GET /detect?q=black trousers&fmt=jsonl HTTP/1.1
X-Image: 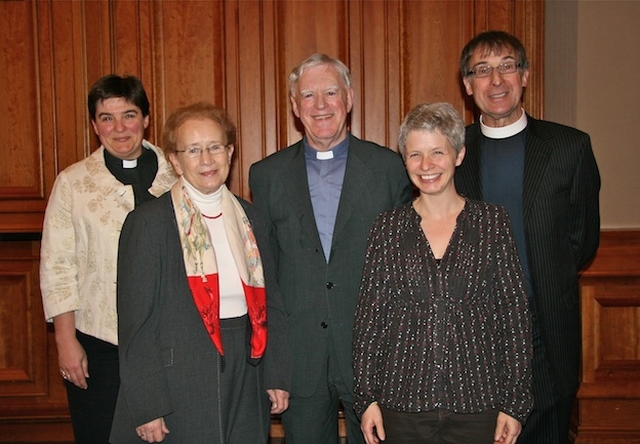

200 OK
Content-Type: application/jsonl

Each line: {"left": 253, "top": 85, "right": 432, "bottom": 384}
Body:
{"left": 518, "top": 323, "right": 575, "bottom": 444}
{"left": 380, "top": 407, "right": 498, "bottom": 444}
{"left": 65, "top": 330, "right": 120, "bottom": 444}
{"left": 281, "top": 349, "right": 364, "bottom": 444}
{"left": 217, "top": 315, "right": 271, "bottom": 444}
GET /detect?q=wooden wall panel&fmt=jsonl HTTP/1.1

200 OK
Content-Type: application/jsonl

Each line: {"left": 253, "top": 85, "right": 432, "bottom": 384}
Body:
{"left": 83, "top": 0, "right": 113, "bottom": 156}
{"left": 350, "top": 0, "right": 402, "bottom": 148}
{"left": 401, "top": 1, "right": 474, "bottom": 135}
{"left": 0, "top": 1, "right": 46, "bottom": 231}
{"left": 48, "top": 1, "right": 89, "bottom": 170}
{"left": 0, "top": 242, "right": 71, "bottom": 442}
{"left": 0, "top": 1, "right": 40, "bottom": 198}
{"left": 0, "top": 0, "right": 546, "bottom": 232}
{"left": 224, "top": 0, "right": 280, "bottom": 198}
{"left": 513, "top": 0, "right": 545, "bottom": 119}
{"left": 577, "top": 231, "right": 640, "bottom": 443}
{"left": 0, "top": 243, "right": 46, "bottom": 396}
{"left": 153, "top": 1, "right": 226, "bottom": 130}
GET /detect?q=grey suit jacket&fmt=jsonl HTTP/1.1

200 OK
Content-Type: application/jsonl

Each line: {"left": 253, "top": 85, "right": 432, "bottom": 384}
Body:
{"left": 455, "top": 116, "right": 600, "bottom": 396}
{"left": 110, "top": 192, "right": 290, "bottom": 443}
{"left": 249, "top": 134, "right": 412, "bottom": 397}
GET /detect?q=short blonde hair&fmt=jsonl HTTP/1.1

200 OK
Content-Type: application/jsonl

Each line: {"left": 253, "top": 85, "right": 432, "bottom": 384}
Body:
{"left": 398, "top": 102, "right": 465, "bottom": 158}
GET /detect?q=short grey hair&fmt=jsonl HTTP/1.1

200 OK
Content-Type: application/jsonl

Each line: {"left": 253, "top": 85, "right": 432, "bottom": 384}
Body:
{"left": 398, "top": 102, "right": 465, "bottom": 158}
{"left": 289, "top": 53, "right": 352, "bottom": 97}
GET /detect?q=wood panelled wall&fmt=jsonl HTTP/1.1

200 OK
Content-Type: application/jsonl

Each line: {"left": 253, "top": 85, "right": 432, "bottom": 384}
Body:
{"left": 0, "top": 0, "right": 544, "bottom": 234}
{"left": 576, "top": 231, "right": 640, "bottom": 443}
{"left": 0, "top": 0, "right": 548, "bottom": 441}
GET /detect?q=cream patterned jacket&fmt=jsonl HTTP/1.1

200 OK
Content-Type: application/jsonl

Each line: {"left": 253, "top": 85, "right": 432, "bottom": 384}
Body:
{"left": 40, "top": 141, "right": 177, "bottom": 345}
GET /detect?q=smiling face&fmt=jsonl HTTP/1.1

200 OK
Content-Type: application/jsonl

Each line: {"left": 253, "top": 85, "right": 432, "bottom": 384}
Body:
{"left": 290, "top": 63, "right": 354, "bottom": 151}
{"left": 168, "top": 118, "right": 234, "bottom": 195}
{"left": 91, "top": 97, "right": 149, "bottom": 160}
{"left": 462, "top": 46, "right": 529, "bottom": 128}
{"left": 404, "top": 129, "right": 465, "bottom": 197}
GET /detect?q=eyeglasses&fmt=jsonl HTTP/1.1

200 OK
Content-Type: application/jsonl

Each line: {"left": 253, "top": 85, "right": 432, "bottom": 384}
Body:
{"left": 466, "top": 62, "right": 522, "bottom": 78}
{"left": 176, "top": 144, "right": 229, "bottom": 158}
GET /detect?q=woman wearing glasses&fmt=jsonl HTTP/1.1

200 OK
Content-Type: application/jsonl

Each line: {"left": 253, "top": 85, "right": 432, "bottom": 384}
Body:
{"left": 110, "top": 102, "right": 291, "bottom": 443}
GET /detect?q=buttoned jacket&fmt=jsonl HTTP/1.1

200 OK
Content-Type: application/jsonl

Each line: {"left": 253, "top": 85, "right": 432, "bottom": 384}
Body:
{"left": 249, "top": 134, "right": 413, "bottom": 396}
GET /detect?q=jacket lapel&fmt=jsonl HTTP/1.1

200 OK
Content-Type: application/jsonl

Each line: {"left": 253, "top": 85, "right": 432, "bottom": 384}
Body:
{"left": 281, "top": 143, "right": 324, "bottom": 243}
{"left": 332, "top": 136, "right": 371, "bottom": 243}
{"left": 523, "top": 117, "right": 553, "bottom": 224}
{"left": 460, "top": 122, "right": 484, "bottom": 200}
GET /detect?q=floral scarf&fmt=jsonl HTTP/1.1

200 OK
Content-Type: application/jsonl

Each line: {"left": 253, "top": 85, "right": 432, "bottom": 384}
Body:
{"left": 171, "top": 178, "right": 267, "bottom": 361}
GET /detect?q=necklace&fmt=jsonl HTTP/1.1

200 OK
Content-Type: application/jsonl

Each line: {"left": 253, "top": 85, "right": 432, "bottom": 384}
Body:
{"left": 202, "top": 212, "right": 222, "bottom": 220}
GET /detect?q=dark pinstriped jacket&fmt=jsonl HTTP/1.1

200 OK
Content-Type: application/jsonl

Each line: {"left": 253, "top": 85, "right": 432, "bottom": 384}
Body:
{"left": 455, "top": 115, "right": 601, "bottom": 397}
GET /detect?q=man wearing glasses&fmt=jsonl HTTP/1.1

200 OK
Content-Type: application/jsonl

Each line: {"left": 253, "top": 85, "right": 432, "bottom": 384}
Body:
{"left": 455, "top": 30, "right": 601, "bottom": 444}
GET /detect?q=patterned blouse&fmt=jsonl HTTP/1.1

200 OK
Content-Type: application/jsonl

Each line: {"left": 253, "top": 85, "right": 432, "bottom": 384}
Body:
{"left": 352, "top": 199, "right": 533, "bottom": 423}
{"left": 40, "top": 141, "right": 176, "bottom": 345}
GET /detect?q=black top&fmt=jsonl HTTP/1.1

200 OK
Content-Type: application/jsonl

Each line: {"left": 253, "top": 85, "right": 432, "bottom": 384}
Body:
{"left": 104, "top": 147, "right": 158, "bottom": 206}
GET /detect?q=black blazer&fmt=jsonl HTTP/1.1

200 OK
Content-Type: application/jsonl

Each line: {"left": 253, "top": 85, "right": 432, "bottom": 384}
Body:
{"left": 249, "top": 134, "right": 413, "bottom": 397}
{"left": 110, "top": 192, "right": 290, "bottom": 443}
{"left": 455, "top": 116, "right": 600, "bottom": 396}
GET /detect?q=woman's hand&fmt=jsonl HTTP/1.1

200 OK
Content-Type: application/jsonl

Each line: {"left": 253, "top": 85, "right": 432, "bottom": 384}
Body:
{"left": 361, "top": 402, "right": 385, "bottom": 444}
{"left": 136, "top": 417, "right": 170, "bottom": 442}
{"left": 266, "top": 388, "right": 290, "bottom": 414}
{"left": 54, "top": 312, "right": 89, "bottom": 389}
{"left": 494, "top": 411, "right": 522, "bottom": 444}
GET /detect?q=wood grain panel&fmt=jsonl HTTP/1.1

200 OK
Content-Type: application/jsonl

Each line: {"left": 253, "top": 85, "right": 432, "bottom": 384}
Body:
{"left": 0, "top": 243, "right": 47, "bottom": 400}
{"left": 582, "top": 283, "right": 640, "bottom": 380}
{"left": 112, "top": 1, "right": 159, "bottom": 142}
{"left": 0, "top": 0, "right": 40, "bottom": 198}
{"left": 401, "top": 1, "right": 473, "bottom": 127}
{"left": 577, "top": 230, "right": 640, "bottom": 443}
{"left": 514, "top": 0, "right": 545, "bottom": 119}
{"left": 223, "top": 0, "right": 280, "bottom": 199}
{"left": 0, "top": 0, "right": 47, "bottom": 232}
{"left": 83, "top": 0, "right": 114, "bottom": 154}
{"left": 49, "top": 0, "right": 89, "bottom": 169}
{"left": 0, "top": 242, "right": 71, "bottom": 441}
{"left": 0, "top": 0, "right": 85, "bottom": 232}
{"left": 153, "top": 0, "right": 225, "bottom": 134}
{"left": 350, "top": 0, "right": 399, "bottom": 148}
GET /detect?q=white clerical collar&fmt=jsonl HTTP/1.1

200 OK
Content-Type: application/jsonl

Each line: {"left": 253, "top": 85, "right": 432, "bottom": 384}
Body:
{"left": 480, "top": 109, "right": 528, "bottom": 139}
{"left": 122, "top": 159, "right": 138, "bottom": 169}
{"left": 316, "top": 150, "right": 334, "bottom": 160}
{"left": 304, "top": 135, "right": 349, "bottom": 161}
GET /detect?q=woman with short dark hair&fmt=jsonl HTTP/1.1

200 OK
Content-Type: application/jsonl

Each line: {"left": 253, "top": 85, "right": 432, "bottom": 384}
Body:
{"left": 40, "top": 74, "right": 176, "bottom": 443}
